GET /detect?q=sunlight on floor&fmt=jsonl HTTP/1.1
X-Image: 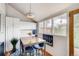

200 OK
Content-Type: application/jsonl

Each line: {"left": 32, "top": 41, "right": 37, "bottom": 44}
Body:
{"left": 74, "top": 48, "right": 79, "bottom": 56}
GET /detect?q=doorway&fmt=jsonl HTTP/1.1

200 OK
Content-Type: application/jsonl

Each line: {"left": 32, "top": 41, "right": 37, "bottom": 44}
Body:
{"left": 69, "top": 9, "right": 79, "bottom": 56}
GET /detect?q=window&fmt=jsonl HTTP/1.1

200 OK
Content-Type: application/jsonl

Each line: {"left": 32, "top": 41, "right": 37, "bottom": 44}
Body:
{"left": 74, "top": 13, "right": 79, "bottom": 48}
{"left": 53, "top": 13, "right": 67, "bottom": 36}
{"left": 20, "top": 22, "right": 36, "bottom": 37}
{"left": 38, "top": 22, "right": 43, "bottom": 34}
{"left": 44, "top": 19, "right": 52, "bottom": 34}
{"left": 38, "top": 13, "right": 67, "bottom": 36}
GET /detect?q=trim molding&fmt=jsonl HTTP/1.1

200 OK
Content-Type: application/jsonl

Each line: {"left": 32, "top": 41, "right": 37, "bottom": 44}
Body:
{"left": 69, "top": 9, "right": 79, "bottom": 56}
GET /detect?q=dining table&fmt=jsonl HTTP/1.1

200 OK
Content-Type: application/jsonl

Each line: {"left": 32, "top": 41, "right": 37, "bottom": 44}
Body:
{"left": 21, "top": 37, "right": 46, "bottom": 56}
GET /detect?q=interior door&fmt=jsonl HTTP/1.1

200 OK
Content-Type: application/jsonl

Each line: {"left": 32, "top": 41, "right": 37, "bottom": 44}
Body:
{"left": 69, "top": 9, "right": 79, "bottom": 56}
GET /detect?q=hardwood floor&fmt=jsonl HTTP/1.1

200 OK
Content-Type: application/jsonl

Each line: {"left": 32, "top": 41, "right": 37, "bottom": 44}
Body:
{"left": 41, "top": 49, "right": 52, "bottom": 56}
{"left": 5, "top": 48, "right": 52, "bottom": 56}
{"left": 5, "top": 51, "right": 11, "bottom": 56}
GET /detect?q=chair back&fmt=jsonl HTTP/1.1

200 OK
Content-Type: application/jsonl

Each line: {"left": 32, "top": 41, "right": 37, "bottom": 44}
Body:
{"left": 39, "top": 43, "right": 44, "bottom": 47}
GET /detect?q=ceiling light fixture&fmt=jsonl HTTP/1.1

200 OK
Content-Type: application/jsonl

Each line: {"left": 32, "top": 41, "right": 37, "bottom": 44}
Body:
{"left": 26, "top": 2, "right": 35, "bottom": 19}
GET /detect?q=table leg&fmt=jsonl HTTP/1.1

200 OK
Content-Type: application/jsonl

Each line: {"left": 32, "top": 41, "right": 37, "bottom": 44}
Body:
{"left": 24, "top": 46, "right": 26, "bottom": 56}
{"left": 36, "top": 49, "right": 38, "bottom": 56}
{"left": 20, "top": 46, "right": 22, "bottom": 56}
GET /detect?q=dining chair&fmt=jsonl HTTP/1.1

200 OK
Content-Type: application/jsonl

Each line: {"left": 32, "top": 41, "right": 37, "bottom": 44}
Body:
{"left": 33, "top": 43, "right": 44, "bottom": 56}
{"left": 25, "top": 46, "right": 35, "bottom": 56}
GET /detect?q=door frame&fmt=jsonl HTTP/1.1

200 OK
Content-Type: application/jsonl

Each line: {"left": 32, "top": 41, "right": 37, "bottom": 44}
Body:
{"left": 69, "top": 9, "right": 79, "bottom": 56}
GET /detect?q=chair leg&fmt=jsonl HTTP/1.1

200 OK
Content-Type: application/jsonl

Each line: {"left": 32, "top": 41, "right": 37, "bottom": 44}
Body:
{"left": 33, "top": 52, "right": 34, "bottom": 56}
{"left": 31, "top": 52, "right": 34, "bottom": 56}
{"left": 30, "top": 52, "right": 31, "bottom": 56}
{"left": 26, "top": 52, "right": 27, "bottom": 56}
{"left": 36, "top": 49, "right": 38, "bottom": 56}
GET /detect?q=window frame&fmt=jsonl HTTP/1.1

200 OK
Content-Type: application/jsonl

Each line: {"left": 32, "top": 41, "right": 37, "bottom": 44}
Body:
{"left": 38, "top": 13, "right": 68, "bottom": 37}
{"left": 52, "top": 13, "right": 67, "bottom": 36}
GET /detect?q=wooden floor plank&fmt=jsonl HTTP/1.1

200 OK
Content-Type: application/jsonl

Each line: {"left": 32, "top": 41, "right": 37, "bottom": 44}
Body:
{"left": 41, "top": 49, "right": 52, "bottom": 56}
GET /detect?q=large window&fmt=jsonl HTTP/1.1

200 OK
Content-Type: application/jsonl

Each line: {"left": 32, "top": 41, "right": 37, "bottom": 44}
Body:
{"left": 44, "top": 19, "right": 52, "bottom": 34}
{"left": 38, "top": 13, "right": 67, "bottom": 36}
{"left": 53, "top": 13, "right": 67, "bottom": 36}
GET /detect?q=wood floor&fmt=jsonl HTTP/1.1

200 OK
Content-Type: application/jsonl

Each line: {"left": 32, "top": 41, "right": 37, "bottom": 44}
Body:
{"left": 5, "top": 49, "right": 52, "bottom": 56}
{"left": 41, "top": 49, "right": 52, "bottom": 56}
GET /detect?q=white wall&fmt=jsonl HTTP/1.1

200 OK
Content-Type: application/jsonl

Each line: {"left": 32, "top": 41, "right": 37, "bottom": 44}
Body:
{"left": 0, "top": 3, "right": 6, "bottom": 42}
{"left": 6, "top": 17, "right": 20, "bottom": 51}
{"left": 46, "top": 35, "right": 67, "bottom": 56}
{"left": 6, "top": 17, "right": 20, "bottom": 40}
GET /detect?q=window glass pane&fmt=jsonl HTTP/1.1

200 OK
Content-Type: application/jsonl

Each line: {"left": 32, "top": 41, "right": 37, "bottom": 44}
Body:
{"left": 53, "top": 13, "right": 67, "bottom": 36}
{"left": 38, "top": 22, "right": 43, "bottom": 34}
{"left": 44, "top": 19, "right": 52, "bottom": 34}
{"left": 74, "top": 13, "right": 79, "bottom": 48}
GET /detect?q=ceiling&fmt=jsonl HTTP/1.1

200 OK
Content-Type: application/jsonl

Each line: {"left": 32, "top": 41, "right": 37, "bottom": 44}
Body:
{"left": 8, "top": 3, "right": 77, "bottom": 22}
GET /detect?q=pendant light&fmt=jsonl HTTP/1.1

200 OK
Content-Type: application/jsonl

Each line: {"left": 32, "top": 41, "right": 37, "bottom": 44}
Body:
{"left": 26, "top": 2, "right": 35, "bottom": 19}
